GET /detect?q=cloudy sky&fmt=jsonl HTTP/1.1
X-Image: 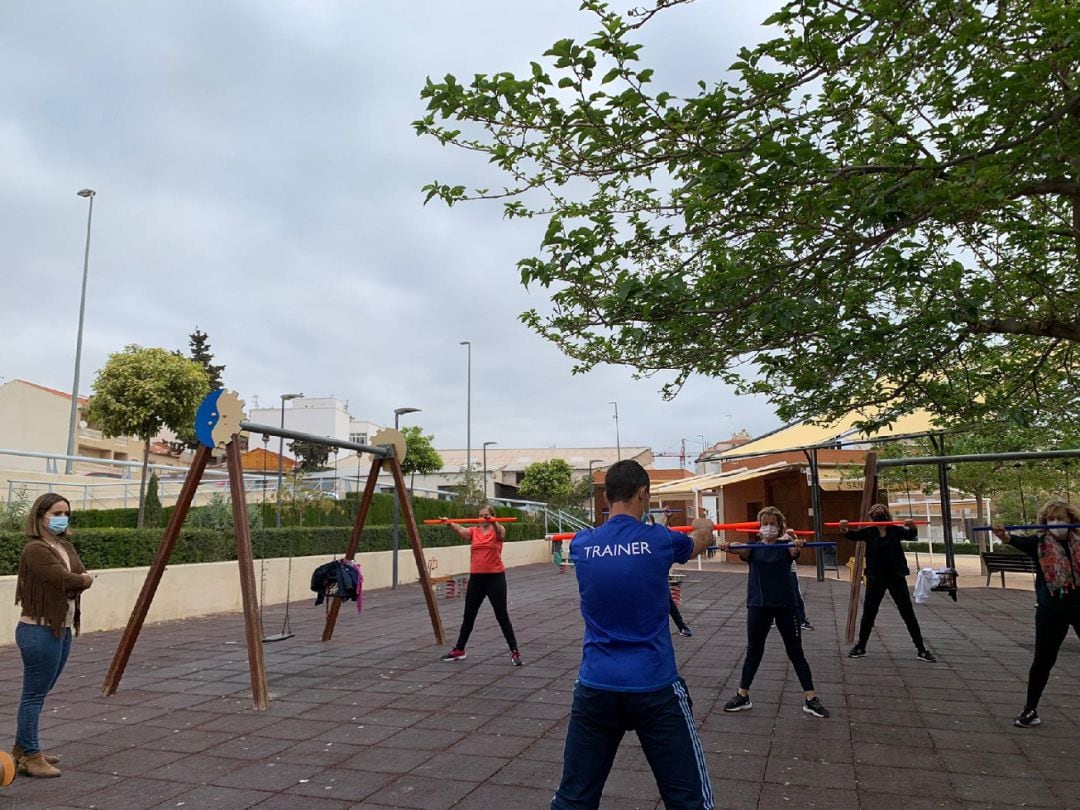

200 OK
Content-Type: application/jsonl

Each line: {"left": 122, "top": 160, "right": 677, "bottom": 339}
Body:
{"left": 1, "top": 1, "right": 786, "bottom": 467}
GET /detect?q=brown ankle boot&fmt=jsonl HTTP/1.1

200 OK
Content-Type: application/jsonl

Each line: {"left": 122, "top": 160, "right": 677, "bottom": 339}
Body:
{"left": 11, "top": 744, "right": 59, "bottom": 765}
{"left": 17, "top": 752, "right": 61, "bottom": 778}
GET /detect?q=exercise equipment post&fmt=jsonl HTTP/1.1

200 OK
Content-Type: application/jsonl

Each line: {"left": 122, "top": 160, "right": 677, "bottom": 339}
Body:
{"left": 845, "top": 452, "right": 878, "bottom": 645}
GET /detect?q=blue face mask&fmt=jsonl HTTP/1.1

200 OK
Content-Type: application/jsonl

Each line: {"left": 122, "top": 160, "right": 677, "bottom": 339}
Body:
{"left": 47, "top": 516, "right": 69, "bottom": 535}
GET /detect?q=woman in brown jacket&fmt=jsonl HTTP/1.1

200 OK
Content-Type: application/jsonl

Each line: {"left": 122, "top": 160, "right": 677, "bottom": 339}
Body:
{"left": 13, "top": 494, "right": 93, "bottom": 778}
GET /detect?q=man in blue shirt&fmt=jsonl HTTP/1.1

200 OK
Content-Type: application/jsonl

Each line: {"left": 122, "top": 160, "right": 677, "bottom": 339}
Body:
{"left": 551, "top": 460, "right": 715, "bottom": 810}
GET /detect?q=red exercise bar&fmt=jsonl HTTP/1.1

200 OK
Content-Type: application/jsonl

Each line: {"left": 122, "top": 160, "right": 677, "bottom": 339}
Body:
{"left": 824, "top": 520, "right": 929, "bottom": 527}
{"left": 421, "top": 520, "right": 518, "bottom": 527}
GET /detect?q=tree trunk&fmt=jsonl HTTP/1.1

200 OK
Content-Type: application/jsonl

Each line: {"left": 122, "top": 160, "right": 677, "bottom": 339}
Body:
{"left": 136, "top": 437, "right": 151, "bottom": 529}
{"left": 974, "top": 488, "right": 988, "bottom": 577}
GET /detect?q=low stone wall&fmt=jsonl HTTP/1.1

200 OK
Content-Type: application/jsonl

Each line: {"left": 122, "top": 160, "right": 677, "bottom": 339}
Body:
{"left": 0, "top": 539, "right": 550, "bottom": 645}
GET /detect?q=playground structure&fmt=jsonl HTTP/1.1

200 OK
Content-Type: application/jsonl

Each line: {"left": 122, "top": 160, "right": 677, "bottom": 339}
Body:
{"left": 100, "top": 390, "right": 445, "bottom": 710}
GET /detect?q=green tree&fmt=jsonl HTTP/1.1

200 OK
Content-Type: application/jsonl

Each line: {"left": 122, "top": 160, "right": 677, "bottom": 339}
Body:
{"left": 416, "top": 0, "right": 1080, "bottom": 431}
{"left": 288, "top": 440, "right": 331, "bottom": 472}
{"left": 188, "top": 327, "right": 225, "bottom": 390}
{"left": 172, "top": 327, "right": 227, "bottom": 454}
{"left": 143, "top": 472, "right": 163, "bottom": 529}
{"left": 87, "top": 345, "right": 210, "bottom": 528}
{"left": 400, "top": 425, "right": 444, "bottom": 489}
{"left": 518, "top": 459, "right": 578, "bottom": 507}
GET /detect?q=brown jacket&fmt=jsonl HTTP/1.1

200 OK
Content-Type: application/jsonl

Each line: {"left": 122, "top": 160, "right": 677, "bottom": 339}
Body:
{"left": 15, "top": 538, "right": 91, "bottom": 638}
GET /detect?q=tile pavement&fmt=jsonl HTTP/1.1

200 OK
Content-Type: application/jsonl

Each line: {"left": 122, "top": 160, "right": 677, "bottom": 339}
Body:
{"left": 0, "top": 561, "right": 1078, "bottom": 808}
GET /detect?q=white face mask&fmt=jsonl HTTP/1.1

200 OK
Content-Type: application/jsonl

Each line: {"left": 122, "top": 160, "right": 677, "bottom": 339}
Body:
{"left": 1048, "top": 523, "right": 1070, "bottom": 540}
{"left": 760, "top": 525, "right": 779, "bottom": 541}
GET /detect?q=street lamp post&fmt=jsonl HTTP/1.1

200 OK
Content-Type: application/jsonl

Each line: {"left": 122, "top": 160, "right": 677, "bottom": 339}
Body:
{"left": 610, "top": 401, "right": 621, "bottom": 460}
{"left": 65, "top": 188, "right": 96, "bottom": 474}
{"left": 460, "top": 341, "right": 471, "bottom": 494}
{"left": 276, "top": 393, "right": 303, "bottom": 528}
{"left": 588, "top": 459, "right": 605, "bottom": 524}
{"left": 482, "top": 441, "right": 497, "bottom": 500}
{"left": 391, "top": 406, "right": 421, "bottom": 590}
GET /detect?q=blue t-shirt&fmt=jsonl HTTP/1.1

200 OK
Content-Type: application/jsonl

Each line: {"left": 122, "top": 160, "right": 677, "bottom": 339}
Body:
{"left": 570, "top": 514, "right": 694, "bottom": 692}
{"left": 743, "top": 543, "right": 799, "bottom": 608}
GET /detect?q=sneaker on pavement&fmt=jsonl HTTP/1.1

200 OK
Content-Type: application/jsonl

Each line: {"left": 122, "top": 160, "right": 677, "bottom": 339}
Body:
{"left": 440, "top": 648, "right": 467, "bottom": 662}
{"left": 1014, "top": 707, "right": 1040, "bottom": 727}
{"left": 511, "top": 650, "right": 523, "bottom": 666}
{"left": 678, "top": 626, "right": 693, "bottom": 637}
{"left": 847, "top": 645, "right": 866, "bottom": 658}
{"left": 723, "top": 693, "right": 752, "bottom": 712}
{"left": 800, "top": 621, "right": 814, "bottom": 631}
{"left": 803, "top": 697, "right": 829, "bottom": 718}
{"left": 916, "top": 649, "right": 937, "bottom": 663}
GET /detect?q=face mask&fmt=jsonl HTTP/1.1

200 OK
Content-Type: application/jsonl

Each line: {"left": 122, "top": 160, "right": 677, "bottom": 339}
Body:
{"left": 1049, "top": 524, "right": 1070, "bottom": 540}
{"left": 47, "top": 516, "right": 69, "bottom": 535}
{"left": 760, "top": 525, "right": 779, "bottom": 540}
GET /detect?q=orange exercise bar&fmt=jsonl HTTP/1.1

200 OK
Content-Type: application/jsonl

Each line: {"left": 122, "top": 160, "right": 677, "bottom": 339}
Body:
{"left": 824, "top": 520, "right": 928, "bottom": 527}
{"left": 735, "top": 528, "right": 815, "bottom": 536}
{"left": 423, "top": 517, "right": 518, "bottom": 525}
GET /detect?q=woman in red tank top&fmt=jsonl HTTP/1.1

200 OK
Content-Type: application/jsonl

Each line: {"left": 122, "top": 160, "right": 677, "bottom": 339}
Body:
{"left": 438, "top": 504, "right": 522, "bottom": 666}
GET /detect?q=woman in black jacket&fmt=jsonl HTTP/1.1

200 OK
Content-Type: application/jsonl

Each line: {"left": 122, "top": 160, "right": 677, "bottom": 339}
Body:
{"left": 993, "top": 499, "right": 1080, "bottom": 728}
{"left": 840, "top": 504, "right": 935, "bottom": 662}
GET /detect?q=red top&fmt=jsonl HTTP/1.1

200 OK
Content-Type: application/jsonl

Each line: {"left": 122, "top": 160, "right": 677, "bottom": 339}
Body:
{"left": 469, "top": 525, "right": 505, "bottom": 574}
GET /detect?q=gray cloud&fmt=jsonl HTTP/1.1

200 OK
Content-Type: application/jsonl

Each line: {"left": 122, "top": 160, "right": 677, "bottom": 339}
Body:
{"left": 1, "top": 1, "right": 784, "bottom": 462}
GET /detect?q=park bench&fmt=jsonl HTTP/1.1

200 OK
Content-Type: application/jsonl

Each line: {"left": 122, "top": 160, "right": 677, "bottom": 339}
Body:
{"left": 981, "top": 552, "right": 1037, "bottom": 588}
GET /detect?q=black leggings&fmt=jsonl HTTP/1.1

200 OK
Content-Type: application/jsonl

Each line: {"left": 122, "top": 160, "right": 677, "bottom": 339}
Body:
{"left": 858, "top": 575, "right": 925, "bottom": 651}
{"left": 1026, "top": 604, "right": 1080, "bottom": 709}
{"left": 668, "top": 596, "right": 688, "bottom": 631}
{"left": 455, "top": 572, "right": 518, "bottom": 651}
{"left": 740, "top": 606, "right": 814, "bottom": 692}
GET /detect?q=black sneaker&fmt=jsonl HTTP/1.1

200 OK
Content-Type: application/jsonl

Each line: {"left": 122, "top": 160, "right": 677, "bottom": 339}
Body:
{"left": 1014, "top": 707, "right": 1040, "bottom": 727}
{"left": 510, "top": 650, "right": 523, "bottom": 667}
{"left": 916, "top": 649, "right": 937, "bottom": 663}
{"left": 440, "top": 648, "right": 466, "bottom": 662}
{"left": 678, "top": 626, "right": 693, "bottom": 637}
{"left": 800, "top": 620, "right": 814, "bottom": 631}
{"left": 723, "top": 693, "right": 752, "bottom": 712}
{"left": 847, "top": 645, "right": 866, "bottom": 658}
{"left": 803, "top": 697, "right": 829, "bottom": 718}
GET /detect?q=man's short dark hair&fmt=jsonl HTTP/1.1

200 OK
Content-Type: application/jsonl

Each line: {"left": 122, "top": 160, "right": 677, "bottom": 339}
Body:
{"left": 605, "top": 459, "right": 650, "bottom": 503}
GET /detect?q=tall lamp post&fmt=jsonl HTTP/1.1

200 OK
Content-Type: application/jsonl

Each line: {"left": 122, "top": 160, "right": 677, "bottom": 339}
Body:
{"left": 610, "top": 401, "right": 621, "bottom": 460}
{"left": 276, "top": 393, "right": 303, "bottom": 528}
{"left": 65, "top": 188, "right": 96, "bottom": 474}
{"left": 460, "top": 340, "right": 472, "bottom": 493}
{"left": 588, "top": 459, "right": 605, "bottom": 524}
{"left": 482, "top": 441, "right": 498, "bottom": 500}
{"left": 391, "top": 406, "right": 421, "bottom": 590}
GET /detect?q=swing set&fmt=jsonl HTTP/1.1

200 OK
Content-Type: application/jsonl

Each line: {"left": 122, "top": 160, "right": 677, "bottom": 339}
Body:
{"left": 100, "top": 390, "right": 445, "bottom": 710}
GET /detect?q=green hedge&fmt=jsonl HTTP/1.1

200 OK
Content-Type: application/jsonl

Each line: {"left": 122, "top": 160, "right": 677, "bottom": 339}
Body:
{"left": 901, "top": 541, "right": 1024, "bottom": 556}
{"left": 0, "top": 522, "right": 543, "bottom": 576}
{"left": 68, "top": 492, "right": 536, "bottom": 531}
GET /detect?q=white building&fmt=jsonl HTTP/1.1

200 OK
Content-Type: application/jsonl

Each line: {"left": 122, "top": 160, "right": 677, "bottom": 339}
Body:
{"left": 245, "top": 396, "right": 381, "bottom": 460}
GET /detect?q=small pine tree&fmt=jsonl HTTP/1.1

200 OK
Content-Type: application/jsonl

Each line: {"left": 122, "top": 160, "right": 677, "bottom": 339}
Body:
{"left": 144, "top": 472, "right": 164, "bottom": 528}
{"left": 189, "top": 327, "right": 225, "bottom": 390}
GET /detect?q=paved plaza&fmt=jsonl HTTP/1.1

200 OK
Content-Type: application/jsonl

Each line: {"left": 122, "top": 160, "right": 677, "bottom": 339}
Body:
{"left": 1, "top": 561, "right": 1078, "bottom": 809}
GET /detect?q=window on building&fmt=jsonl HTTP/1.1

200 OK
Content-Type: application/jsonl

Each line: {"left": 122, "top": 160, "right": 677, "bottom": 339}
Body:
{"left": 349, "top": 432, "right": 367, "bottom": 445}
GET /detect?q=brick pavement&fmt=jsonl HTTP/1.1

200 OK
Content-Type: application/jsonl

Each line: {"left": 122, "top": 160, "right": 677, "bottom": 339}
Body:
{"left": 0, "top": 563, "right": 1077, "bottom": 808}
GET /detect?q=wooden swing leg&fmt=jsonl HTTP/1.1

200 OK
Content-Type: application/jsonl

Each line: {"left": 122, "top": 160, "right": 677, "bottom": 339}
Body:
{"left": 227, "top": 440, "right": 270, "bottom": 710}
{"left": 101, "top": 445, "right": 212, "bottom": 698}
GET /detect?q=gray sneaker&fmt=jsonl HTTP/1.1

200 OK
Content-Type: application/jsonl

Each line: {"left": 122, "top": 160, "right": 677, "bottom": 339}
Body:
{"left": 723, "top": 693, "right": 752, "bottom": 712}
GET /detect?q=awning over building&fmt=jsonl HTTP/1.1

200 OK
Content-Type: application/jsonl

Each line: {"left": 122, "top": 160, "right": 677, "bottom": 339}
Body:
{"left": 651, "top": 462, "right": 864, "bottom": 497}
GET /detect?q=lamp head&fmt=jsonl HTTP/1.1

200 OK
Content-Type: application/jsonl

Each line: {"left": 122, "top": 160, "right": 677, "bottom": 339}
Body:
{"left": 395, "top": 407, "right": 421, "bottom": 416}
{"left": 76, "top": 188, "right": 96, "bottom": 198}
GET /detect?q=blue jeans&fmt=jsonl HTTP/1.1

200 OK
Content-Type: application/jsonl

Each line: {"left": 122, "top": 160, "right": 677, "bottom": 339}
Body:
{"left": 552, "top": 678, "right": 713, "bottom": 809}
{"left": 16, "top": 623, "right": 72, "bottom": 755}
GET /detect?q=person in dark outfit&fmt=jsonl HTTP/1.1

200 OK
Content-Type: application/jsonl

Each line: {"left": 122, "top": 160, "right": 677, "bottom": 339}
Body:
{"left": 551, "top": 460, "right": 715, "bottom": 810}
{"left": 669, "top": 595, "right": 692, "bottom": 637}
{"left": 719, "top": 506, "right": 828, "bottom": 718}
{"left": 438, "top": 504, "right": 522, "bottom": 666}
{"left": 840, "top": 504, "right": 936, "bottom": 662}
{"left": 993, "top": 499, "right": 1080, "bottom": 728}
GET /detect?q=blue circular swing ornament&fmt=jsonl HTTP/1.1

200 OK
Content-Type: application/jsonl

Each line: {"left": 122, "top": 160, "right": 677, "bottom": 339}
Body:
{"left": 194, "top": 389, "right": 246, "bottom": 449}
